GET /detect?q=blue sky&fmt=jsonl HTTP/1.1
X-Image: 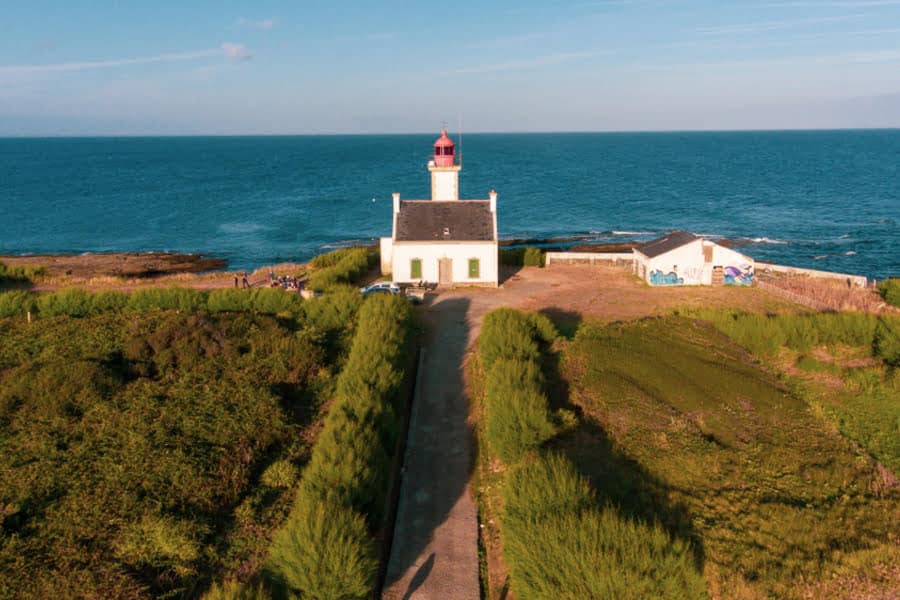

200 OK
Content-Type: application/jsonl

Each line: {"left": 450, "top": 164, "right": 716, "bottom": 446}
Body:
{"left": 2, "top": 0, "right": 900, "bottom": 134}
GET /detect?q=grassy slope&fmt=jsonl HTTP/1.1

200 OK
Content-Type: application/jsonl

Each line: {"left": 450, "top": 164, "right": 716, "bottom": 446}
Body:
{"left": 560, "top": 316, "right": 900, "bottom": 599}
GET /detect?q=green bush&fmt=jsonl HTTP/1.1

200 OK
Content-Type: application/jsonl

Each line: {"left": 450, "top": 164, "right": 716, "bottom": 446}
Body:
{"left": 208, "top": 288, "right": 252, "bottom": 312}
{"left": 91, "top": 290, "right": 129, "bottom": 312}
{"left": 127, "top": 287, "right": 206, "bottom": 312}
{"left": 524, "top": 247, "right": 545, "bottom": 267}
{"left": 0, "top": 311, "right": 332, "bottom": 598}
{"left": 248, "top": 287, "right": 303, "bottom": 315}
{"left": 478, "top": 308, "right": 558, "bottom": 462}
{"left": 36, "top": 287, "right": 94, "bottom": 317}
{"left": 501, "top": 454, "right": 705, "bottom": 600}
{"left": 265, "top": 293, "right": 412, "bottom": 598}
{"left": 0, "top": 261, "right": 46, "bottom": 283}
{"left": 260, "top": 460, "right": 298, "bottom": 489}
{"left": 308, "top": 248, "right": 371, "bottom": 292}
{"left": 203, "top": 579, "right": 271, "bottom": 600}
{"left": 266, "top": 500, "right": 377, "bottom": 600}
{"left": 485, "top": 359, "right": 557, "bottom": 462}
{"left": 873, "top": 316, "right": 900, "bottom": 367}
{"left": 500, "top": 247, "right": 545, "bottom": 268}
{"left": 879, "top": 278, "right": 900, "bottom": 308}
{"left": 0, "top": 290, "right": 37, "bottom": 317}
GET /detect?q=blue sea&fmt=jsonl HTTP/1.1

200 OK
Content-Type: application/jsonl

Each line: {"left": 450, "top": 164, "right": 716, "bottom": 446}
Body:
{"left": 1, "top": 131, "right": 898, "bottom": 279}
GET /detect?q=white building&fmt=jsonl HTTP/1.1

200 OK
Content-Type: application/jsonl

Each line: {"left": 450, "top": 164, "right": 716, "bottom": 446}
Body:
{"left": 632, "top": 230, "right": 755, "bottom": 286}
{"left": 380, "top": 130, "right": 499, "bottom": 287}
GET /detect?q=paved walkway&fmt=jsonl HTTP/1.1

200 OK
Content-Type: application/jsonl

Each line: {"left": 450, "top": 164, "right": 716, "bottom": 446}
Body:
{"left": 382, "top": 297, "right": 479, "bottom": 600}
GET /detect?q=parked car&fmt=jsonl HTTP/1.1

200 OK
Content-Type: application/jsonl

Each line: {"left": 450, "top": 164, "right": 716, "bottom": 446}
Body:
{"left": 359, "top": 281, "right": 401, "bottom": 296}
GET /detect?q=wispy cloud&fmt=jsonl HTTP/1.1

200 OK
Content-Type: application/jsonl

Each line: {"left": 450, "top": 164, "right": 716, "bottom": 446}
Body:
{"left": 697, "top": 14, "right": 865, "bottom": 36}
{"left": 238, "top": 17, "right": 277, "bottom": 31}
{"left": 764, "top": 0, "right": 900, "bottom": 6}
{"left": 0, "top": 43, "right": 251, "bottom": 75}
{"left": 467, "top": 32, "right": 547, "bottom": 49}
{"left": 637, "top": 48, "right": 900, "bottom": 72}
{"left": 453, "top": 51, "right": 605, "bottom": 74}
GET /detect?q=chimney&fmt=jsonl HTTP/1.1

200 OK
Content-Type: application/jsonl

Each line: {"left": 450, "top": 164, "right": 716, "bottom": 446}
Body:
{"left": 488, "top": 189, "right": 497, "bottom": 212}
{"left": 392, "top": 192, "right": 400, "bottom": 214}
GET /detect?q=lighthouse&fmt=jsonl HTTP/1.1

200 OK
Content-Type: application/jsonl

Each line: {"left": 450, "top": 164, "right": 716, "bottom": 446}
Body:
{"left": 379, "top": 129, "right": 499, "bottom": 287}
{"left": 428, "top": 129, "right": 462, "bottom": 201}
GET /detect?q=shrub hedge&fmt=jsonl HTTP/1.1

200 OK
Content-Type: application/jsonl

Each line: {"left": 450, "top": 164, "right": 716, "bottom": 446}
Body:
{"left": 879, "top": 278, "right": 900, "bottom": 308}
{"left": 307, "top": 248, "right": 372, "bottom": 292}
{"left": 502, "top": 454, "right": 705, "bottom": 600}
{"left": 0, "top": 261, "right": 45, "bottom": 283}
{"left": 478, "top": 308, "right": 557, "bottom": 462}
{"left": 499, "top": 247, "right": 545, "bottom": 268}
{"left": 477, "top": 311, "right": 705, "bottom": 598}
{"left": 265, "top": 293, "right": 413, "bottom": 598}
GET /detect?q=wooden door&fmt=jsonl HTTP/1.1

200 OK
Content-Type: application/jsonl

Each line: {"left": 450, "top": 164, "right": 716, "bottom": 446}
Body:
{"left": 438, "top": 258, "right": 452, "bottom": 285}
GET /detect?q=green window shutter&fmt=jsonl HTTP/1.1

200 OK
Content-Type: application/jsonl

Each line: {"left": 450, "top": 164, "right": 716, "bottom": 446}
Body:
{"left": 468, "top": 258, "right": 480, "bottom": 278}
{"left": 410, "top": 259, "right": 422, "bottom": 279}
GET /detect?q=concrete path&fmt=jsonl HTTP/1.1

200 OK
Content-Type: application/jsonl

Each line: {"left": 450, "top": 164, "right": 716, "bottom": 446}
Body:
{"left": 382, "top": 296, "right": 479, "bottom": 600}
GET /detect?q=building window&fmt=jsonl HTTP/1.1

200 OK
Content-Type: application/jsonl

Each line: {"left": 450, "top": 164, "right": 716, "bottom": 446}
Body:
{"left": 410, "top": 258, "right": 422, "bottom": 279}
{"left": 468, "top": 258, "right": 480, "bottom": 279}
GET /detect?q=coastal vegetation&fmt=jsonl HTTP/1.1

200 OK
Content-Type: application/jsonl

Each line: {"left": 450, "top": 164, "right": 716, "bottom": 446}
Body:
{"left": 0, "top": 304, "right": 352, "bottom": 598}
{"left": 0, "top": 261, "right": 45, "bottom": 285}
{"left": 307, "top": 247, "right": 374, "bottom": 292}
{"left": 557, "top": 315, "right": 900, "bottom": 598}
{"left": 499, "top": 247, "right": 545, "bottom": 268}
{"left": 263, "top": 293, "right": 413, "bottom": 598}
{"left": 0, "top": 248, "right": 407, "bottom": 599}
{"left": 472, "top": 308, "right": 705, "bottom": 599}
{"left": 880, "top": 278, "right": 900, "bottom": 308}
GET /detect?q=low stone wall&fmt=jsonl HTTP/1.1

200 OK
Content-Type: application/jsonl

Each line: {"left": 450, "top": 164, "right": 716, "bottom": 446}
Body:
{"left": 545, "top": 252, "right": 633, "bottom": 267}
{"left": 756, "top": 262, "right": 868, "bottom": 287}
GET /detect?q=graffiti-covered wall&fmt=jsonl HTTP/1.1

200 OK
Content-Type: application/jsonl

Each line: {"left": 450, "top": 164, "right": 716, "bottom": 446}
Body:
{"left": 635, "top": 239, "right": 754, "bottom": 287}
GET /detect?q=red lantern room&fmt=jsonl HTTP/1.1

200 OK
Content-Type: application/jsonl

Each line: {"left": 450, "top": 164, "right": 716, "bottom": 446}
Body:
{"left": 433, "top": 129, "right": 455, "bottom": 167}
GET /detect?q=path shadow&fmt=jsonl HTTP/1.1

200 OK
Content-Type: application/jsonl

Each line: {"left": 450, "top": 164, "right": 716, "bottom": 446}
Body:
{"left": 540, "top": 334, "right": 706, "bottom": 571}
{"left": 401, "top": 552, "right": 435, "bottom": 600}
{"left": 539, "top": 306, "right": 583, "bottom": 340}
{"left": 499, "top": 264, "right": 524, "bottom": 286}
{"left": 382, "top": 297, "right": 477, "bottom": 596}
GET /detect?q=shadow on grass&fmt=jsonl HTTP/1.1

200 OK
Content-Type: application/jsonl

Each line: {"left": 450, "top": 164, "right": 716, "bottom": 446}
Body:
{"left": 539, "top": 320, "right": 706, "bottom": 572}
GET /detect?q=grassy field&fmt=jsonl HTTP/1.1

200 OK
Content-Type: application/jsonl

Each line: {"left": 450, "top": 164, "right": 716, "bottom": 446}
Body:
{"left": 559, "top": 316, "right": 900, "bottom": 598}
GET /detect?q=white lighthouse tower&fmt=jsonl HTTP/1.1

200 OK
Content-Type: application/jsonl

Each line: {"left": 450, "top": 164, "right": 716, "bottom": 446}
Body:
{"left": 428, "top": 129, "right": 461, "bottom": 200}
{"left": 379, "top": 129, "right": 499, "bottom": 287}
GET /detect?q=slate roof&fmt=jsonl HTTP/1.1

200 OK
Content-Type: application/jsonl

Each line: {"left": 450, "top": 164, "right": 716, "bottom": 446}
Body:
{"left": 396, "top": 200, "right": 495, "bottom": 242}
{"left": 634, "top": 230, "right": 699, "bottom": 258}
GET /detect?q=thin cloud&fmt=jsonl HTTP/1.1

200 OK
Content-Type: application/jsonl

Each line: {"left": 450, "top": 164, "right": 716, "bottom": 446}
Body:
{"left": 238, "top": 17, "right": 277, "bottom": 31}
{"left": 453, "top": 51, "right": 604, "bottom": 74}
{"left": 0, "top": 43, "right": 251, "bottom": 75}
{"left": 697, "top": 13, "right": 865, "bottom": 36}
{"left": 636, "top": 48, "right": 900, "bottom": 72}
{"left": 764, "top": 0, "right": 900, "bottom": 6}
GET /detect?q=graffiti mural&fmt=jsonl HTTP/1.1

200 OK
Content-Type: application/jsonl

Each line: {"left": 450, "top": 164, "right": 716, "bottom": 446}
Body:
{"left": 650, "top": 270, "right": 684, "bottom": 286}
{"left": 724, "top": 264, "right": 754, "bottom": 286}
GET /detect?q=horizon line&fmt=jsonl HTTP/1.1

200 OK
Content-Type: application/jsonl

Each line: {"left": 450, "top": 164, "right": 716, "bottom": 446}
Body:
{"left": 1, "top": 126, "right": 899, "bottom": 139}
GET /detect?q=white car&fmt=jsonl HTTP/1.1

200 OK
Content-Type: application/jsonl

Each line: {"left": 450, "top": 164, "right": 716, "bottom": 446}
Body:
{"left": 359, "top": 281, "right": 401, "bottom": 296}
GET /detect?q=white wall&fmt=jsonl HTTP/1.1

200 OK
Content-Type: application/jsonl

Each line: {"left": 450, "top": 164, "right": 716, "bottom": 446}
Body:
{"left": 634, "top": 240, "right": 754, "bottom": 286}
{"left": 391, "top": 242, "right": 498, "bottom": 286}
{"left": 430, "top": 169, "right": 459, "bottom": 201}
{"left": 380, "top": 237, "right": 393, "bottom": 274}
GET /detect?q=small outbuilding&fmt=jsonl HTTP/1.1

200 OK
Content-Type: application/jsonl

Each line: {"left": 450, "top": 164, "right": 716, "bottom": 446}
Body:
{"left": 632, "top": 230, "right": 754, "bottom": 286}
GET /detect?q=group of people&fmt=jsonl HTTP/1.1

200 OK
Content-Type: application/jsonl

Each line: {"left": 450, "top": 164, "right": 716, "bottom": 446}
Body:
{"left": 268, "top": 271, "right": 306, "bottom": 291}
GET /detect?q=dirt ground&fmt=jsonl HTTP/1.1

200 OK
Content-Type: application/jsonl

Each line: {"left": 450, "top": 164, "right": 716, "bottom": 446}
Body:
{"left": 432, "top": 264, "right": 795, "bottom": 345}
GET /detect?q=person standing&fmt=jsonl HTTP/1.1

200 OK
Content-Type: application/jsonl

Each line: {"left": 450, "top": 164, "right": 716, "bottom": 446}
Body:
{"left": 242, "top": 272, "right": 250, "bottom": 289}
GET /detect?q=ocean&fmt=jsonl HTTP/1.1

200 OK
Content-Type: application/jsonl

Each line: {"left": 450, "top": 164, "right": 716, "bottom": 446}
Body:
{"left": 1, "top": 131, "right": 898, "bottom": 279}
